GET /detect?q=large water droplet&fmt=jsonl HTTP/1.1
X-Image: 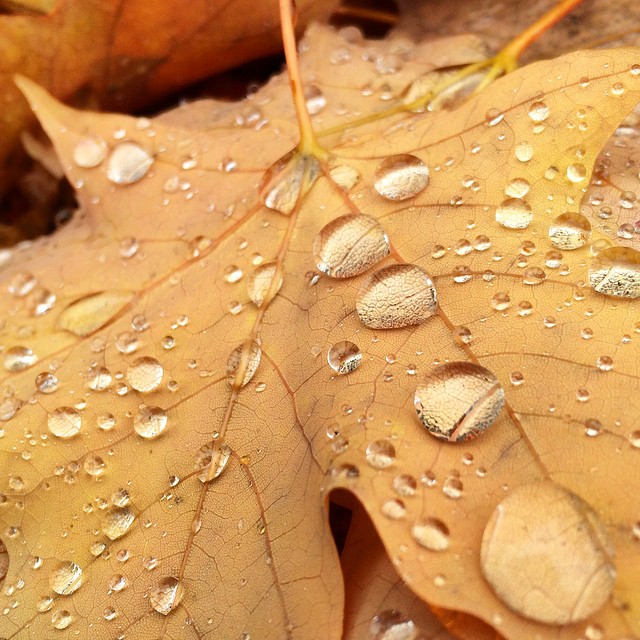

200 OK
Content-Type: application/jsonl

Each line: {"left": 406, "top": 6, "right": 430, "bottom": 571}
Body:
{"left": 226, "top": 340, "right": 262, "bottom": 388}
{"left": 495, "top": 198, "right": 533, "bottom": 229}
{"left": 414, "top": 362, "right": 505, "bottom": 442}
{"left": 247, "top": 262, "right": 282, "bottom": 308}
{"left": 411, "top": 517, "right": 450, "bottom": 551}
{"left": 356, "top": 264, "right": 437, "bottom": 329}
{"left": 57, "top": 291, "right": 134, "bottom": 336}
{"left": 369, "top": 609, "right": 417, "bottom": 640}
{"left": 4, "top": 346, "right": 37, "bottom": 371}
{"left": 102, "top": 506, "right": 135, "bottom": 540}
{"left": 51, "top": 610, "right": 73, "bottom": 630}
{"left": 149, "top": 576, "right": 184, "bottom": 615}
{"left": 47, "top": 407, "right": 82, "bottom": 438}
{"left": 373, "top": 154, "right": 429, "bottom": 201}
{"left": 106, "top": 142, "right": 153, "bottom": 184}
{"left": 313, "top": 214, "right": 389, "bottom": 278}
{"left": 327, "top": 341, "right": 362, "bottom": 374}
{"left": 549, "top": 212, "right": 591, "bottom": 249}
{"left": 259, "top": 151, "right": 320, "bottom": 214}
{"left": 127, "top": 356, "right": 163, "bottom": 392}
{"left": 481, "top": 481, "right": 616, "bottom": 624}
{"left": 528, "top": 101, "right": 549, "bottom": 122}
{"left": 72, "top": 137, "right": 108, "bottom": 168}
{"left": 589, "top": 247, "right": 640, "bottom": 298}
{"left": 49, "top": 560, "right": 83, "bottom": 595}
{"left": 134, "top": 405, "right": 168, "bottom": 439}
{"left": 197, "top": 442, "right": 232, "bottom": 483}
{"left": 566, "top": 163, "right": 587, "bottom": 183}
{"left": 365, "top": 439, "right": 396, "bottom": 468}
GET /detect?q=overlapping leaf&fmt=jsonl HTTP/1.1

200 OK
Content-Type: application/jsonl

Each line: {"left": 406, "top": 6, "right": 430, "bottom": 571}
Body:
{"left": 0, "top": 22, "right": 639, "bottom": 640}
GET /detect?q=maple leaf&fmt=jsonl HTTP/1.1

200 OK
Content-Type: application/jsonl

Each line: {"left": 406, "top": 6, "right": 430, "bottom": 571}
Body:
{"left": 0, "top": 0, "right": 335, "bottom": 191}
{"left": 1, "top": 14, "right": 640, "bottom": 640}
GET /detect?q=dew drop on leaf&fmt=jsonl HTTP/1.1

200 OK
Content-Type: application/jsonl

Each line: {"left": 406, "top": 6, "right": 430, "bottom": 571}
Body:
{"left": 133, "top": 405, "right": 168, "bottom": 439}
{"left": 548, "top": 211, "right": 591, "bottom": 250}
{"left": 49, "top": 560, "right": 83, "bottom": 595}
{"left": 589, "top": 246, "right": 640, "bottom": 298}
{"left": 411, "top": 517, "right": 450, "bottom": 551}
{"left": 414, "top": 362, "right": 505, "bottom": 442}
{"left": 356, "top": 264, "right": 437, "bottom": 329}
{"left": 35, "top": 371, "right": 58, "bottom": 393}
{"left": 369, "top": 609, "right": 417, "bottom": 640}
{"left": 57, "top": 291, "right": 134, "bottom": 336}
{"left": 247, "top": 262, "right": 282, "bottom": 308}
{"left": 149, "top": 576, "right": 184, "bottom": 615}
{"left": 381, "top": 498, "right": 406, "bottom": 519}
{"left": 365, "top": 439, "right": 396, "bottom": 468}
{"left": 127, "top": 356, "right": 163, "bottom": 392}
{"left": 504, "top": 177, "right": 530, "bottom": 198}
{"left": 481, "top": 481, "right": 616, "bottom": 624}
{"left": 8, "top": 271, "right": 36, "bottom": 297}
{"left": 4, "top": 346, "right": 37, "bottom": 372}
{"left": 329, "top": 164, "right": 360, "bottom": 190}
{"left": 51, "top": 610, "right": 73, "bottom": 630}
{"left": 313, "top": 214, "right": 389, "bottom": 278}
{"left": 373, "top": 154, "right": 429, "bottom": 201}
{"left": 514, "top": 142, "right": 534, "bottom": 162}
{"left": 72, "top": 136, "right": 108, "bottom": 168}
{"left": 83, "top": 454, "right": 106, "bottom": 477}
{"left": 106, "top": 142, "right": 153, "bottom": 184}
{"left": 304, "top": 84, "right": 326, "bottom": 115}
{"left": 528, "top": 101, "right": 549, "bottom": 122}
{"left": 47, "top": 407, "right": 82, "bottom": 438}
{"left": 566, "top": 162, "right": 587, "bottom": 183}
{"left": 327, "top": 340, "right": 362, "bottom": 375}
{"left": 196, "top": 442, "right": 232, "bottom": 483}
{"left": 392, "top": 473, "right": 417, "bottom": 496}
{"left": 101, "top": 506, "right": 135, "bottom": 540}
{"left": 495, "top": 198, "right": 533, "bottom": 229}
{"left": 226, "top": 340, "right": 262, "bottom": 388}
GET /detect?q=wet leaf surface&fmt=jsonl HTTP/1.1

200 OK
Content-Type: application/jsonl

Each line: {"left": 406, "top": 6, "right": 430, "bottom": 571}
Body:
{"left": 0, "top": 19, "right": 639, "bottom": 640}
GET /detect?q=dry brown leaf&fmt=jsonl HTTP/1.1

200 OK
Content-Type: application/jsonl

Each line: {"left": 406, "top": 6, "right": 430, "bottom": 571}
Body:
{"left": 0, "top": 0, "right": 335, "bottom": 190}
{"left": 0, "top": 20, "right": 639, "bottom": 640}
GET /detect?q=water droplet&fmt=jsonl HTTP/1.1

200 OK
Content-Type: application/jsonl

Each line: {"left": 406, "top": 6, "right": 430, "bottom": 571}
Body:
{"left": 523, "top": 267, "right": 546, "bottom": 285}
{"left": 83, "top": 455, "right": 105, "bottom": 477}
{"left": 304, "top": 84, "right": 326, "bottom": 114}
{"left": 313, "top": 214, "right": 389, "bottom": 278}
{"left": 149, "top": 576, "right": 184, "bottom": 615}
{"left": 116, "top": 331, "right": 140, "bottom": 354}
{"left": 223, "top": 265, "right": 243, "bottom": 284}
{"left": 226, "top": 340, "right": 262, "bottom": 388}
{"left": 28, "top": 287, "right": 56, "bottom": 316}
{"left": 329, "top": 164, "right": 360, "bottom": 190}
{"left": 72, "top": 137, "right": 108, "bottom": 168}
{"left": 515, "top": 142, "right": 534, "bottom": 162}
{"left": 259, "top": 151, "right": 320, "bottom": 214}
{"left": 589, "top": 247, "right": 640, "bottom": 298}
{"left": 442, "top": 476, "right": 463, "bottom": 499}
{"left": 47, "top": 407, "right": 81, "bottom": 438}
{"left": 86, "top": 365, "right": 112, "bottom": 391}
{"left": 504, "top": 177, "right": 530, "bottom": 198}
{"left": 4, "top": 346, "right": 37, "bottom": 372}
{"left": 134, "top": 405, "right": 168, "bottom": 439}
{"left": 49, "top": 560, "right": 83, "bottom": 595}
{"left": 491, "top": 292, "right": 511, "bottom": 311}
{"left": 566, "top": 163, "right": 587, "bottom": 183}
{"left": 197, "top": 442, "right": 232, "bottom": 482}
{"left": 127, "top": 357, "right": 163, "bottom": 392}
{"left": 392, "top": 473, "right": 417, "bottom": 496}
{"left": 327, "top": 341, "right": 362, "bottom": 375}
{"left": 97, "top": 413, "right": 116, "bottom": 431}
{"left": 381, "top": 498, "right": 406, "bottom": 519}
{"left": 549, "top": 212, "right": 591, "bottom": 250}
{"left": 414, "top": 362, "right": 505, "bottom": 442}
{"left": 528, "top": 101, "right": 549, "bottom": 122}
{"left": 51, "top": 609, "right": 73, "bottom": 630}
{"left": 481, "top": 481, "right": 616, "bottom": 624}
{"left": 596, "top": 355, "right": 613, "bottom": 372}
{"left": 365, "top": 439, "right": 396, "bottom": 469}
{"left": 106, "top": 142, "right": 153, "bottom": 184}
{"left": 411, "top": 517, "right": 450, "bottom": 551}
{"left": 57, "top": 291, "right": 134, "bottom": 337}
{"left": 356, "top": 264, "right": 437, "bottom": 329}
{"left": 247, "top": 262, "right": 282, "bottom": 307}
{"left": 102, "top": 507, "right": 135, "bottom": 540}
{"left": 373, "top": 154, "right": 429, "bottom": 201}
{"left": 369, "top": 609, "right": 417, "bottom": 640}
{"left": 36, "top": 371, "right": 58, "bottom": 393}
{"left": 8, "top": 271, "right": 36, "bottom": 297}
{"left": 495, "top": 198, "right": 533, "bottom": 229}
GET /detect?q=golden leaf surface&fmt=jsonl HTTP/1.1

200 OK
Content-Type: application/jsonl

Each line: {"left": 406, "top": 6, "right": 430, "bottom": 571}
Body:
{"left": 1, "top": 22, "right": 640, "bottom": 640}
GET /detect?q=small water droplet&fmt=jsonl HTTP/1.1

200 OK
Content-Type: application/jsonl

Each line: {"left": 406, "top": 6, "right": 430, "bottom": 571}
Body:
{"left": 327, "top": 341, "right": 362, "bottom": 375}
{"left": 392, "top": 473, "right": 417, "bottom": 496}
{"left": 4, "top": 346, "right": 37, "bottom": 372}
{"left": 369, "top": 609, "right": 417, "bottom": 640}
{"left": 365, "top": 439, "right": 396, "bottom": 469}
{"left": 515, "top": 142, "right": 534, "bottom": 162}
{"left": 481, "top": 481, "right": 616, "bottom": 624}
{"left": 149, "top": 576, "right": 184, "bottom": 615}
{"left": 133, "top": 405, "right": 168, "bottom": 439}
{"left": 106, "top": 142, "right": 153, "bottom": 184}
{"left": 381, "top": 498, "right": 406, "bottom": 519}
{"left": 83, "top": 454, "right": 106, "bottom": 477}
{"left": 491, "top": 292, "right": 511, "bottom": 311}
{"left": 373, "top": 154, "right": 429, "bottom": 201}
{"left": 495, "top": 198, "right": 533, "bottom": 229}
{"left": 8, "top": 271, "right": 36, "bottom": 297}
{"left": 247, "top": 262, "right": 282, "bottom": 308}
{"left": 414, "top": 362, "right": 505, "bottom": 442}
{"left": 589, "top": 247, "right": 640, "bottom": 298}
{"left": 51, "top": 609, "right": 73, "bottom": 630}
{"left": 72, "top": 137, "right": 108, "bottom": 168}
{"left": 566, "top": 163, "right": 587, "bottom": 183}
{"left": 411, "top": 517, "right": 450, "bottom": 551}
{"left": 504, "top": 177, "right": 531, "bottom": 198}
{"left": 304, "top": 85, "right": 326, "bottom": 115}
{"left": 47, "top": 407, "right": 81, "bottom": 438}
{"left": 197, "top": 442, "right": 232, "bottom": 482}
{"left": 528, "top": 101, "right": 549, "bottom": 122}
{"left": 356, "top": 264, "right": 437, "bottom": 329}
{"left": 223, "top": 265, "right": 243, "bottom": 283}
{"left": 36, "top": 371, "right": 58, "bottom": 394}
{"left": 226, "top": 340, "right": 262, "bottom": 388}
{"left": 127, "top": 356, "right": 163, "bottom": 392}
{"left": 49, "top": 560, "right": 83, "bottom": 595}
{"left": 313, "top": 214, "right": 389, "bottom": 278}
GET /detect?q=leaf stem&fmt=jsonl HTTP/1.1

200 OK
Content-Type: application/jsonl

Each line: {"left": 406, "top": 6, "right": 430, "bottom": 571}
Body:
{"left": 279, "top": 0, "right": 327, "bottom": 158}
